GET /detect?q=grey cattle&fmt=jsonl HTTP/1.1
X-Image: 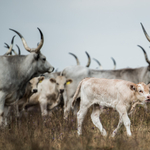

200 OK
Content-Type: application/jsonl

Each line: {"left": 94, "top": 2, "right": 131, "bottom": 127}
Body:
{"left": 23, "top": 74, "right": 72, "bottom": 116}
{"left": 0, "top": 28, "right": 54, "bottom": 125}
{"left": 62, "top": 23, "right": 150, "bottom": 119}
{"left": 6, "top": 76, "right": 44, "bottom": 124}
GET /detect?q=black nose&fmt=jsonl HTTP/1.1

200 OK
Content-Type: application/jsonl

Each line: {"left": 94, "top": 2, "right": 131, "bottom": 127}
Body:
{"left": 60, "top": 89, "right": 64, "bottom": 93}
{"left": 33, "top": 89, "right": 38, "bottom": 93}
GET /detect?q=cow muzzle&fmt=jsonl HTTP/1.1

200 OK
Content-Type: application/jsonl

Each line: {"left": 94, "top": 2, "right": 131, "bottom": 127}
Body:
{"left": 60, "top": 89, "right": 64, "bottom": 94}
{"left": 48, "top": 67, "right": 55, "bottom": 73}
{"left": 33, "top": 89, "right": 38, "bottom": 93}
{"left": 145, "top": 95, "right": 150, "bottom": 102}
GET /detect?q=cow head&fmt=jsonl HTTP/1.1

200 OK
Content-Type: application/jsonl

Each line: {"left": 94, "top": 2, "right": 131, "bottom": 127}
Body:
{"left": 9, "top": 28, "right": 54, "bottom": 75}
{"left": 130, "top": 82, "right": 150, "bottom": 103}
{"left": 50, "top": 76, "right": 73, "bottom": 94}
{"left": 28, "top": 76, "right": 45, "bottom": 93}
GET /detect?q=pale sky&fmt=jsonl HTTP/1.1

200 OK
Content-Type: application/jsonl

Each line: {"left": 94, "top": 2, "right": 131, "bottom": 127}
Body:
{"left": 0, "top": 0, "right": 150, "bottom": 71}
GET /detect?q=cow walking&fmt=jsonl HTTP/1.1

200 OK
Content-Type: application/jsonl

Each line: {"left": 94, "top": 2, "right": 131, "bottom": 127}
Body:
{"left": 72, "top": 78, "right": 150, "bottom": 137}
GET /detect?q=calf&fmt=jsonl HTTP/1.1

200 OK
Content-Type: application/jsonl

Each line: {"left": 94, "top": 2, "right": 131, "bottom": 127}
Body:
{"left": 18, "top": 76, "right": 45, "bottom": 111}
{"left": 72, "top": 78, "right": 150, "bottom": 137}
{"left": 24, "top": 75, "right": 72, "bottom": 116}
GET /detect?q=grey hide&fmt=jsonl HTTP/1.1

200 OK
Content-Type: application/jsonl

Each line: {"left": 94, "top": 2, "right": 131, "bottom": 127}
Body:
{"left": 0, "top": 28, "right": 54, "bottom": 125}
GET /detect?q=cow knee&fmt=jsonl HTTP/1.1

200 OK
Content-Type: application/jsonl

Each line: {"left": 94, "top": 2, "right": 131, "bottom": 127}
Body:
{"left": 124, "top": 119, "right": 130, "bottom": 127}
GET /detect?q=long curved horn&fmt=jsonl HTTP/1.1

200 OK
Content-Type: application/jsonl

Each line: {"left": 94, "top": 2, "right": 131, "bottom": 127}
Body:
{"left": 9, "top": 28, "right": 44, "bottom": 53}
{"left": 140, "top": 23, "right": 150, "bottom": 42}
{"left": 69, "top": 52, "right": 80, "bottom": 65}
{"left": 93, "top": 58, "right": 103, "bottom": 70}
{"left": 4, "top": 42, "right": 17, "bottom": 55}
{"left": 4, "top": 43, "right": 12, "bottom": 55}
{"left": 16, "top": 44, "right": 21, "bottom": 55}
{"left": 137, "top": 45, "right": 150, "bottom": 65}
{"left": 4, "top": 43, "right": 9, "bottom": 49}
{"left": 12, "top": 49, "right": 18, "bottom": 55}
{"left": 4, "top": 35, "right": 15, "bottom": 56}
{"left": 111, "top": 57, "right": 116, "bottom": 70}
{"left": 85, "top": 51, "right": 91, "bottom": 67}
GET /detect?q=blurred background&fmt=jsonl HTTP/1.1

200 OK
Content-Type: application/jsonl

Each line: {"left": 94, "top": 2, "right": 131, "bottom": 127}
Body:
{"left": 0, "top": 0, "right": 150, "bottom": 70}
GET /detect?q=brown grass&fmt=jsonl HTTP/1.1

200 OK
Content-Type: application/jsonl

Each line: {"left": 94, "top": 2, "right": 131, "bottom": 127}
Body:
{"left": 1, "top": 104, "right": 150, "bottom": 150}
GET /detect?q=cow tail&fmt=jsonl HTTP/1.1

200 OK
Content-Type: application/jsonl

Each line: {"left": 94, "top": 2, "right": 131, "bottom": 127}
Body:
{"left": 72, "top": 80, "right": 83, "bottom": 109}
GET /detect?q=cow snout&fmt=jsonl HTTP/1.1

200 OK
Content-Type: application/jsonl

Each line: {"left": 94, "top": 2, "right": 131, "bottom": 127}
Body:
{"left": 147, "top": 95, "right": 150, "bottom": 99}
{"left": 33, "top": 89, "right": 38, "bottom": 93}
{"left": 48, "top": 67, "right": 55, "bottom": 73}
{"left": 60, "top": 89, "right": 64, "bottom": 93}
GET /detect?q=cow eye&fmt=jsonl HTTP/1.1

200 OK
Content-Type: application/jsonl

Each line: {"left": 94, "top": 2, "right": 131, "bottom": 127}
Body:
{"left": 43, "top": 58, "right": 46, "bottom": 61}
{"left": 64, "top": 83, "right": 66, "bottom": 86}
{"left": 139, "top": 90, "right": 143, "bottom": 93}
{"left": 56, "top": 83, "right": 59, "bottom": 85}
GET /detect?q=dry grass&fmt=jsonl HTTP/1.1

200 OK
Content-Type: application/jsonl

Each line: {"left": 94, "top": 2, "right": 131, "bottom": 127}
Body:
{"left": 1, "top": 104, "right": 150, "bottom": 150}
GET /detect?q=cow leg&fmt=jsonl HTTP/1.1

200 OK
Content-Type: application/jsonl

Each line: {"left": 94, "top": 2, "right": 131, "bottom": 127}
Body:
{"left": 143, "top": 104, "right": 147, "bottom": 113}
{"left": 4, "top": 106, "right": 11, "bottom": 126}
{"left": 63, "top": 91, "right": 70, "bottom": 119}
{"left": 64, "top": 97, "right": 73, "bottom": 119}
{"left": 77, "top": 106, "right": 88, "bottom": 136}
{"left": 39, "top": 98, "right": 48, "bottom": 116}
{"left": 49, "top": 102, "right": 59, "bottom": 110}
{"left": 115, "top": 105, "right": 131, "bottom": 137}
{"left": 0, "top": 92, "right": 6, "bottom": 126}
{"left": 73, "top": 102, "right": 79, "bottom": 116}
{"left": 91, "top": 104, "right": 107, "bottom": 136}
{"left": 15, "top": 104, "right": 20, "bottom": 118}
{"left": 112, "top": 116, "right": 123, "bottom": 137}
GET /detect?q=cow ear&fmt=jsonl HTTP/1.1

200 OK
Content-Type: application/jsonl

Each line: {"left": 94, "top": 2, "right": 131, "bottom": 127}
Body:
{"left": 130, "top": 85, "right": 136, "bottom": 91}
{"left": 50, "top": 78, "right": 56, "bottom": 83}
{"left": 66, "top": 79, "right": 73, "bottom": 85}
{"left": 147, "top": 83, "right": 150, "bottom": 89}
{"left": 34, "top": 53, "right": 40, "bottom": 60}
{"left": 39, "top": 76, "right": 44, "bottom": 83}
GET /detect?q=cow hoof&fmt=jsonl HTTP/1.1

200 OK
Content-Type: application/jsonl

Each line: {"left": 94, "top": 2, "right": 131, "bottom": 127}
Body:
{"left": 63, "top": 116, "right": 68, "bottom": 120}
{"left": 127, "top": 133, "right": 132, "bottom": 137}
{"left": 101, "top": 129, "right": 107, "bottom": 136}
{"left": 111, "top": 131, "right": 116, "bottom": 138}
{"left": 111, "top": 129, "right": 118, "bottom": 137}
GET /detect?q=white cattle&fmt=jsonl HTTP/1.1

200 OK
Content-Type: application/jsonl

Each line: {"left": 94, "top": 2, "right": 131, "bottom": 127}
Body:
{"left": 18, "top": 76, "right": 45, "bottom": 113}
{"left": 24, "top": 75, "right": 72, "bottom": 116}
{"left": 72, "top": 78, "right": 150, "bottom": 137}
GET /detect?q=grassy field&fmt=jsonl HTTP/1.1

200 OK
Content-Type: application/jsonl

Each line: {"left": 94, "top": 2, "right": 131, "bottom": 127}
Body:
{"left": 1, "top": 104, "right": 150, "bottom": 150}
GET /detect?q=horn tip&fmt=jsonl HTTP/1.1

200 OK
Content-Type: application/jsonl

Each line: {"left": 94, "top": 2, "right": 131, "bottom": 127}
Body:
{"left": 37, "top": 27, "right": 41, "bottom": 32}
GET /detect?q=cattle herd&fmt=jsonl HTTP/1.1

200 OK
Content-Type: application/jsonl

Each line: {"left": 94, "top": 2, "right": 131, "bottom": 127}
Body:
{"left": 1, "top": 23, "right": 150, "bottom": 138}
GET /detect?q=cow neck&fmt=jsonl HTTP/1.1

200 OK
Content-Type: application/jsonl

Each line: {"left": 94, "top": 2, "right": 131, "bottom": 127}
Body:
{"left": 19, "top": 54, "right": 37, "bottom": 83}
